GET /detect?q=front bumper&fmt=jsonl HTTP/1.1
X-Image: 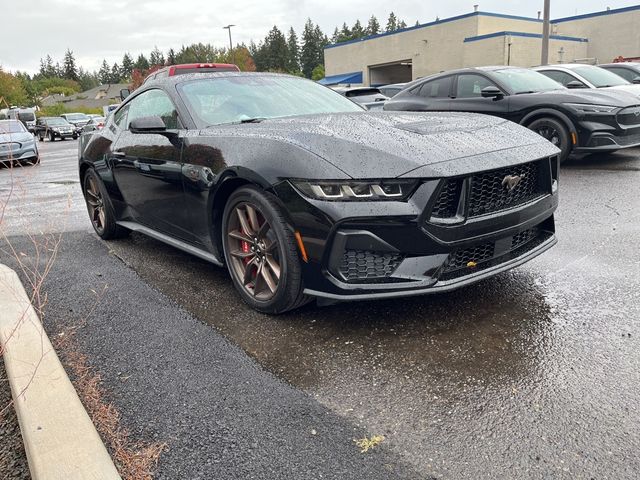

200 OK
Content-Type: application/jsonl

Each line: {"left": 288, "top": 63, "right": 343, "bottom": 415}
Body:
{"left": 275, "top": 155, "right": 559, "bottom": 301}
{"left": 0, "top": 144, "right": 38, "bottom": 161}
{"left": 575, "top": 129, "right": 640, "bottom": 152}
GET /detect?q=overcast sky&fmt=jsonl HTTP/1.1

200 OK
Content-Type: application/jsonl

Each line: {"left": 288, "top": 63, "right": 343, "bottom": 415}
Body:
{"left": 2, "top": 0, "right": 638, "bottom": 74}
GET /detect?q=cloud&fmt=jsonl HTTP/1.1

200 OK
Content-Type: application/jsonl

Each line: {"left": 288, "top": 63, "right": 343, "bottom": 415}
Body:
{"left": 2, "top": 0, "right": 637, "bottom": 74}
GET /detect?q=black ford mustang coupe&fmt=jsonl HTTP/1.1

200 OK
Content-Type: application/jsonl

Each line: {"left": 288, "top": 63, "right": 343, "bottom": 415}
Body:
{"left": 78, "top": 72, "right": 559, "bottom": 313}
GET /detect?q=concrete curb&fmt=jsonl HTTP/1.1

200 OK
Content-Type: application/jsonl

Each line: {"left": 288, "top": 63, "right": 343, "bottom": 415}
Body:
{"left": 0, "top": 264, "right": 121, "bottom": 480}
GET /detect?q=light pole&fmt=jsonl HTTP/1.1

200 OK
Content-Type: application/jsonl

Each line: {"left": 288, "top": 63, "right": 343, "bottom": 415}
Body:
{"left": 541, "top": 0, "right": 550, "bottom": 65}
{"left": 223, "top": 24, "right": 235, "bottom": 65}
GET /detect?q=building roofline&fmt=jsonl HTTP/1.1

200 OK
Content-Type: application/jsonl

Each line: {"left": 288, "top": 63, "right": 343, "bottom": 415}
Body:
{"left": 552, "top": 4, "right": 640, "bottom": 23}
{"left": 324, "top": 11, "right": 542, "bottom": 50}
{"left": 464, "top": 31, "right": 589, "bottom": 43}
{"left": 324, "top": 5, "right": 640, "bottom": 50}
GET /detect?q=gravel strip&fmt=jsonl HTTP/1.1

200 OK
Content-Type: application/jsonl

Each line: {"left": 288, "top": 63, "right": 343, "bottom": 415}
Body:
{"left": 3, "top": 231, "right": 421, "bottom": 480}
{"left": 0, "top": 360, "right": 31, "bottom": 480}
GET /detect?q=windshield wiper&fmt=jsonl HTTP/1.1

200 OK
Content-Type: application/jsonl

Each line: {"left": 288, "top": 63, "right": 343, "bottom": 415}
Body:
{"left": 205, "top": 117, "right": 268, "bottom": 128}
{"left": 515, "top": 90, "right": 537, "bottom": 94}
{"left": 240, "top": 117, "right": 267, "bottom": 123}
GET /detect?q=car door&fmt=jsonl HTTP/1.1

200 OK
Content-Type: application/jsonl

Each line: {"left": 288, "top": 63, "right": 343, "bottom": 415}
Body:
{"left": 110, "top": 88, "right": 194, "bottom": 242}
{"left": 387, "top": 76, "right": 453, "bottom": 111}
{"left": 448, "top": 73, "right": 510, "bottom": 117}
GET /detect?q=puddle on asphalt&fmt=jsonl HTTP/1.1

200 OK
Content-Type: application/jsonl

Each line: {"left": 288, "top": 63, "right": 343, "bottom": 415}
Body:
{"left": 110, "top": 233, "right": 556, "bottom": 394}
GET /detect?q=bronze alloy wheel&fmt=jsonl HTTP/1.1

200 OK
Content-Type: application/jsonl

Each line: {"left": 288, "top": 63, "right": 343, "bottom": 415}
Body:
{"left": 226, "top": 202, "right": 282, "bottom": 301}
{"left": 84, "top": 174, "right": 106, "bottom": 234}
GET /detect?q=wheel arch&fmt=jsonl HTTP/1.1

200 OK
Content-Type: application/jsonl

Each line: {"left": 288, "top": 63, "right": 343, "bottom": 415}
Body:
{"left": 520, "top": 109, "right": 577, "bottom": 144}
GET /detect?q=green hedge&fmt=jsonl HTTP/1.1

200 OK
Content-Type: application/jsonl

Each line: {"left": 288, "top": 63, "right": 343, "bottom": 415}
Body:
{"left": 37, "top": 104, "right": 104, "bottom": 117}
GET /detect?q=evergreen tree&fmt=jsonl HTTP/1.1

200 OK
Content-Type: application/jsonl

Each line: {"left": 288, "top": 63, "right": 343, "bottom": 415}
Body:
{"left": 98, "top": 60, "right": 111, "bottom": 84}
{"left": 415, "top": 20, "right": 420, "bottom": 26}
{"left": 149, "top": 46, "right": 165, "bottom": 67}
{"left": 301, "top": 20, "right": 327, "bottom": 78}
{"left": 331, "top": 27, "right": 340, "bottom": 43}
{"left": 286, "top": 27, "right": 300, "bottom": 74}
{"left": 351, "top": 20, "right": 365, "bottom": 39}
{"left": 62, "top": 49, "right": 78, "bottom": 81}
{"left": 386, "top": 12, "right": 398, "bottom": 32}
{"left": 367, "top": 15, "right": 381, "bottom": 36}
{"left": 121, "top": 53, "right": 134, "bottom": 79}
{"left": 134, "top": 53, "right": 150, "bottom": 71}
{"left": 262, "top": 26, "right": 288, "bottom": 71}
{"left": 110, "top": 63, "right": 121, "bottom": 83}
{"left": 339, "top": 22, "right": 351, "bottom": 42}
{"left": 166, "top": 48, "right": 177, "bottom": 66}
{"left": 398, "top": 20, "right": 407, "bottom": 29}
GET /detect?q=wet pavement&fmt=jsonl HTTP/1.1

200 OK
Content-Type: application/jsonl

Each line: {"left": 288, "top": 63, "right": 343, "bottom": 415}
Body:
{"left": 2, "top": 140, "right": 640, "bottom": 479}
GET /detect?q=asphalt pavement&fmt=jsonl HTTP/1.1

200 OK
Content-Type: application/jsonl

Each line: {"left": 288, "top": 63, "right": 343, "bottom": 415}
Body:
{"left": 1, "top": 139, "right": 639, "bottom": 479}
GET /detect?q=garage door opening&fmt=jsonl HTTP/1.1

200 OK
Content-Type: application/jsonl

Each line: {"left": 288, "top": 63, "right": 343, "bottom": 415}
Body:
{"left": 369, "top": 61, "right": 413, "bottom": 86}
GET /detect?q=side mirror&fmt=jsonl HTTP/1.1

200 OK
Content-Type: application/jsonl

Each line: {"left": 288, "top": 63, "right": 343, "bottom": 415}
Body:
{"left": 481, "top": 86, "right": 504, "bottom": 99}
{"left": 566, "top": 80, "right": 587, "bottom": 89}
{"left": 129, "top": 115, "right": 167, "bottom": 133}
{"left": 120, "top": 88, "right": 130, "bottom": 100}
{"left": 632, "top": 77, "right": 640, "bottom": 84}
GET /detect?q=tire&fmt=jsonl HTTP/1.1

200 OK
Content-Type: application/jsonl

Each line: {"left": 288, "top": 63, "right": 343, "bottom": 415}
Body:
{"left": 82, "top": 169, "right": 130, "bottom": 240}
{"left": 38, "top": 133, "right": 44, "bottom": 142}
{"left": 49, "top": 131, "right": 55, "bottom": 142}
{"left": 73, "top": 134, "right": 78, "bottom": 140}
{"left": 221, "top": 185, "right": 309, "bottom": 314}
{"left": 527, "top": 117, "right": 571, "bottom": 164}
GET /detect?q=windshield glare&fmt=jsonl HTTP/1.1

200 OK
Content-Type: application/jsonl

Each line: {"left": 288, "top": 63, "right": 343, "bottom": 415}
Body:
{"left": 492, "top": 68, "right": 565, "bottom": 93}
{"left": 573, "top": 66, "right": 629, "bottom": 87}
{"left": 66, "top": 113, "right": 90, "bottom": 121}
{"left": 178, "top": 75, "right": 364, "bottom": 127}
{"left": 0, "top": 121, "right": 26, "bottom": 134}
{"left": 47, "top": 118, "right": 70, "bottom": 126}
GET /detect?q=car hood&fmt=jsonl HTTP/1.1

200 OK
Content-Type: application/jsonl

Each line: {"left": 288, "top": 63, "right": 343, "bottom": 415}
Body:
{"left": 602, "top": 84, "right": 640, "bottom": 98}
{"left": 0, "top": 132, "right": 33, "bottom": 144}
{"left": 531, "top": 88, "right": 640, "bottom": 105}
{"left": 201, "top": 112, "right": 558, "bottom": 178}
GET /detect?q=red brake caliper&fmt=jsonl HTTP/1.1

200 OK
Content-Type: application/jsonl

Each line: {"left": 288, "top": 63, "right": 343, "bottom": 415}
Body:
{"left": 240, "top": 223, "right": 258, "bottom": 282}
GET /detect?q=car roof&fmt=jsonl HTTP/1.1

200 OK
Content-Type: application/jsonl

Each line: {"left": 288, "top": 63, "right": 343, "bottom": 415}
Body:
{"left": 140, "top": 70, "right": 299, "bottom": 88}
{"left": 599, "top": 62, "right": 640, "bottom": 67}
{"left": 538, "top": 64, "right": 597, "bottom": 70}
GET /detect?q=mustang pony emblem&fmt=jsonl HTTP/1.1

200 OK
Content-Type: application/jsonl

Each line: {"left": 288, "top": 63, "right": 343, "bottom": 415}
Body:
{"left": 502, "top": 174, "right": 524, "bottom": 192}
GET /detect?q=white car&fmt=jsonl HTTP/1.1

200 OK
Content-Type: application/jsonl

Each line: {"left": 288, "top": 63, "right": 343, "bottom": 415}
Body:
{"left": 534, "top": 64, "right": 640, "bottom": 98}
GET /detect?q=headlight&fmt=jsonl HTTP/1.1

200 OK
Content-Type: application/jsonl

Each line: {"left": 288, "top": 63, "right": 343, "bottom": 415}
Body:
{"left": 563, "top": 103, "right": 618, "bottom": 113}
{"left": 291, "top": 179, "right": 419, "bottom": 201}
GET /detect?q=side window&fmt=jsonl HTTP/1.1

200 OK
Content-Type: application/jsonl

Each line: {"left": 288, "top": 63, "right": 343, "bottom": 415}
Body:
{"left": 607, "top": 67, "right": 635, "bottom": 82}
{"left": 541, "top": 70, "right": 583, "bottom": 87}
{"left": 455, "top": 74, "right": 496, "bottom": 98}
{"left": 416, "top": 76, "right": 452, "bottom": 98}
{"left": 113, "top": 105, "right": 129, "bottom": 129}
{"left": 126, "top": 89, "right": 179, "bottom": 130}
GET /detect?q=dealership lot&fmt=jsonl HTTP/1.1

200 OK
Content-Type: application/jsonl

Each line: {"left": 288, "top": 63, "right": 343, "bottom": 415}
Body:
{"left": 2, "top": 139, "right": 640, "bottom": 478}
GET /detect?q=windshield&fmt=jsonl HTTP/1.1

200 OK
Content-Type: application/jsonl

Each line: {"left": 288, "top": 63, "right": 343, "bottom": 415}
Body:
{"left": 572, "top": 66, "right": 630, "bottom": 87}
{"left": 492, "top": 68, "right": 565, "bottom": 93}
{"left": 46, "top": 118, "right": 70, "bottom": 126}
{"left": 178, "top": 75, "right": 364, "bottom": 127}
{"left": 65, "top": 113, "right": 90, "bottom": 122}
{"left": 0, "top": 121, "right": 26, "bottom": 134}
{"left": 17, "top": 112, "right": 35, "bottom": 122}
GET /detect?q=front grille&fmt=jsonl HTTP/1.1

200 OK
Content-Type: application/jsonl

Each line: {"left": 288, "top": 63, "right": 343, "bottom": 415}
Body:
{"left": 431, "top": 179, "right": 462, "bottom": 218}
{"left": 511, "top": 227, "right": 539, "bottom": 250}
{"left": 339, "top": 249, "right": 403, "bottom": 282}
{"left": 442, "top": 242, "right": 495, "bottom": 274}
{"left": 617, "top": 106, "right": 640, "bottom": 127}
{"left": 439, "top": 225, "right": 552, "bottom": 282}
{"left": 468, "top": 161, "right": 544, "bottom": 217}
